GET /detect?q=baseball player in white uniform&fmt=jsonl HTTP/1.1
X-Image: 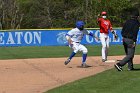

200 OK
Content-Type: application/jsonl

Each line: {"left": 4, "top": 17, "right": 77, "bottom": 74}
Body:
{"left": 64, "top": 21, "right": 99, "bottom": 67}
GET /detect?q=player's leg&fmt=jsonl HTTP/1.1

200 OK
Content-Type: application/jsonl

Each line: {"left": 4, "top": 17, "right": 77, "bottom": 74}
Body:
{"left": 127, "top": 46, "right": 135, "bottom": 70}
{"left": 116, "top": 46, "right": 135, "bottom": 71}
{"left": 64, "top": 52, "right": 76, "bottom": 65}
{"left": 123, "top": 41, "right": 128, "bottom": 55}
{"left": 64, "top": 42, "right": 79, "bottom": 65}
{"left": 121, "top": 40, "right": 135, "bottom": 69}
{"left": 128, "top": 58, "right": 134, "bottom": 70}
{"left": 105, "top": 36, "right": 110, "bottom": 61}
{"left": 115, "top": 38, "right": 135, "bottom": 71}
{"left": 79, "top": 44, "right": 89, "bottom": 67}
{"left": 100, "top": 33, "right": 107, "bottom": 62}
{"left": 123, "top": 41, "right": 131, "bottom": 69}
{"left": 123, "top": 41, "right": 134, "bottom": 70}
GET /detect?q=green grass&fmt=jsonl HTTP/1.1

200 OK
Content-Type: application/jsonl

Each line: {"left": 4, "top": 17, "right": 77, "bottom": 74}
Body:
{"left": 0, "top": 45, "right": 140, "bottom": 59}
{"left": 46, "top": 65, "right": 140, "bottom": 93}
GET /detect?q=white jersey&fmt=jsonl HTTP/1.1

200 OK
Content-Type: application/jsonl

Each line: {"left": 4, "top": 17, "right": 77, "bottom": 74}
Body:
{"left": 66, "top": 28, "right": 90, "bottom": 43}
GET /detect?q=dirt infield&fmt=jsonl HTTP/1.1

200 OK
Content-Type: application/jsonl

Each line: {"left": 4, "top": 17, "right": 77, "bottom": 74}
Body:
{"left": 0, "top": 55, "right": 140, "bottom": 93}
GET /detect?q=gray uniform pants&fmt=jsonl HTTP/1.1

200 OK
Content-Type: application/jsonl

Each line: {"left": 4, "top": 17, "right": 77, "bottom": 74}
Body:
{"left": 119, "top": 38, "right": 135, "bottom": 69}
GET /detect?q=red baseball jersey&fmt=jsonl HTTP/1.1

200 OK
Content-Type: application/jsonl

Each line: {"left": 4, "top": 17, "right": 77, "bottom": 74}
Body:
{"left": 98, "top": 18, "right": 113, "bottom": 34}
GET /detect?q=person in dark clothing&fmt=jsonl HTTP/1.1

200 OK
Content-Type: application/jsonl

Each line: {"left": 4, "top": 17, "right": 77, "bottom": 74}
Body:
{"left": 114, "top": 10, "right": 140, "bottom": 71}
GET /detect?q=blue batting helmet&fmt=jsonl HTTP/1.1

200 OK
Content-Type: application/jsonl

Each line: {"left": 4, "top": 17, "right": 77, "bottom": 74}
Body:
{"left": 76, "top": 21, "right": 85, "bottom": 28}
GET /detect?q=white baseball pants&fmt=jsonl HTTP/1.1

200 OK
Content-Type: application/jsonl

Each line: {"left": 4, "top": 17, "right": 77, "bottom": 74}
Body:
{"left": 72, "top": 42, "right": 88, "bottom": 54}
{"left": 100, "top": 33, "right": 109, "bottom": 60}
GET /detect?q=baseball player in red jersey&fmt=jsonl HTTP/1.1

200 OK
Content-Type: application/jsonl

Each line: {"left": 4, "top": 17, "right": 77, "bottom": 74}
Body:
{"left": 97, "top": 11, "right": 118, "bottom": 62}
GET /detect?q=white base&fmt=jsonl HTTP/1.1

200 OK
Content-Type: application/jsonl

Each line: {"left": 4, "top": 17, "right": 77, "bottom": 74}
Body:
{"left": 105, "top": 60, "right": 117, "bottom": 63}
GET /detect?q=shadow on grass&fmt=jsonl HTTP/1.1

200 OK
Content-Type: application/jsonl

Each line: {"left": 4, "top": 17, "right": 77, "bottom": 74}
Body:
{"left": 130, "top": 68, "right": 140, "bottom": 71}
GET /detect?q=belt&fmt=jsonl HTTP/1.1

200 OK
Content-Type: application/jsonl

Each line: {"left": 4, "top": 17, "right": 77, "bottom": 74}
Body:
{"left": 123, "top": 36, "right": 133, "bottom": 39}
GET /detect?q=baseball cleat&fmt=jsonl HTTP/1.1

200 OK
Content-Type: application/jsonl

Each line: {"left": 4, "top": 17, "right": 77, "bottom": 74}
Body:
{"left": 81, "top": 63, "right": 89, "bottom": 68}
{"left": 102, "top": 59, "right": 107, "bottom": 62}
{"left": 128, "top": 68, "right": 135, "bottom": 71}
{"left": 64, "top": 59, "right": 70, "bottom": 65}
{"left": 114, "top": 64, "right": 123, "bottom": 71}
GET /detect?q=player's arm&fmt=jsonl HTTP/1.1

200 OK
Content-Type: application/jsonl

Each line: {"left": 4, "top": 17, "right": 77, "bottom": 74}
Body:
{"left": 65, "top": 34, "right": 73, "bottom": 47}
{"left": 97, "top": 14, "right": 101, "bottom": 23}
{"left": 88, "top": 31, "right": 100, "bottom": 41}
{"left": 109, "top": 24, "right": 118, "bottom": 40}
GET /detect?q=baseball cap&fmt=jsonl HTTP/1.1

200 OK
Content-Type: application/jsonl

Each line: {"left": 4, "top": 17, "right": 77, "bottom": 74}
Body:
{"left": 101, "top": 11, "right": 107, "bottom": 15}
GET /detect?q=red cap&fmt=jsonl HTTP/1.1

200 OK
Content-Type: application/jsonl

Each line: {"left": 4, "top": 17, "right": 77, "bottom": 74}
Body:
{"left": 101, "top": 11, "right": 107, "bottom": 15}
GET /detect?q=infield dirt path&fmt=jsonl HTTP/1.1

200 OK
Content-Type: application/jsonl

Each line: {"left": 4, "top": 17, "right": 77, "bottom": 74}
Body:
{"left": 0, "top": 55, "right": 140, "bottom": 93}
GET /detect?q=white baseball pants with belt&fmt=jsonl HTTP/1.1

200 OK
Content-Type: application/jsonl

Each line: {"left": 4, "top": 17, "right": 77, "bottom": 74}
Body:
{"left": 72, "top": 42, "right": 88, "bottom": 54}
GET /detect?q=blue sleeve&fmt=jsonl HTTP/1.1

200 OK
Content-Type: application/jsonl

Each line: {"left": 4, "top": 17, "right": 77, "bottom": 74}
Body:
{"left": 65, "top": 33, "right": 70, "bottom": 37}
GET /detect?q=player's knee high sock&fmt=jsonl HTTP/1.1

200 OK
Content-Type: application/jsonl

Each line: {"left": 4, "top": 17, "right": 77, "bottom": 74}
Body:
{"left": 105, "top": 47, "right": 108, "bottom": 59}
{"left": 102, "top": 46, "right": 106, "bottom": 60}
{"left": 82, "top": 54, "right": 87, "bottom": 63}
{"left": 68, "top": 52, "right": 76, "bottom": 60}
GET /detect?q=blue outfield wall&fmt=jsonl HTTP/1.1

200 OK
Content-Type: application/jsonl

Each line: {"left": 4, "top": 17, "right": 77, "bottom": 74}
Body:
{"left": 0, "top": 29, "right": 140, "bottom": 47}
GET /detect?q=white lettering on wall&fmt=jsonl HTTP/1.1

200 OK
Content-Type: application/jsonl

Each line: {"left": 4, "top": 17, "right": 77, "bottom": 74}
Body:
{"left": 0, "top": 31, "right": 42, "bottom": 45}
{"left": 33, "top": 32, "right": 41, "bottom": 44}
{"left": 15, "top": 32, "right": 23, "bottom": 44}
{"left": 24, "top": 32, "right": 33, "bottom": 44}
{"left": 86, "top": 35, "right": 93, "bottom": 43}
{"left": 0, "top": 32, "right": 4, "bottom": 44}
{"left": 6, "top": 32, "right": 15, "bottom": 44}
